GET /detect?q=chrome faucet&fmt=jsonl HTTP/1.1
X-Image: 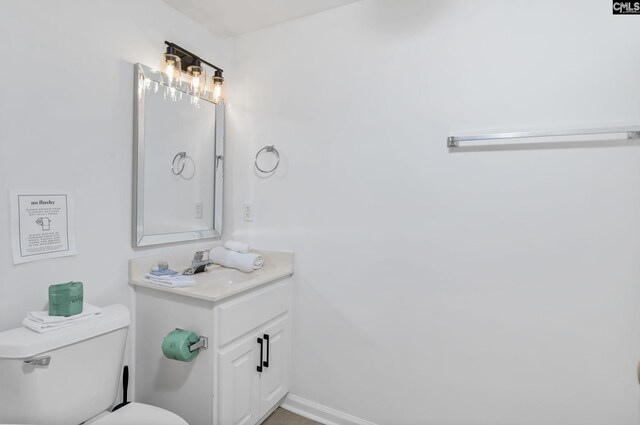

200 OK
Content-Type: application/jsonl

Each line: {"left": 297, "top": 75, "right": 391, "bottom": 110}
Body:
{"left": 183, "top": 249, "right": 214, "bottom": 275}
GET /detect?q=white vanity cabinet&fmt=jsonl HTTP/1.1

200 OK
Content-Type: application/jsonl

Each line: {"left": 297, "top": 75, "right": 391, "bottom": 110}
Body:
{"left": 217, "top": 316, "right": 289, "bottom": 424}
{"left": 129, "top": 250, "right": 293, "bottom": 425}
{"left": 216, "top": 282, "right": 290, "bottom": 425}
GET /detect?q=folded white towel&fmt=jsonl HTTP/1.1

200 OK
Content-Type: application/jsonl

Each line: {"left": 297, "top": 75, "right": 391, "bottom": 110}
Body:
{"left": 144, "top": 273, "right": 196, "bottom": 288}
{"left": 27, "top": 303, "right": 103, "bottom": 324}
{"left": 224, "top": 240, "right": 251, "bottom": 254}
{"left": 211, "top": 247, "right": 264, "bottom": 273}
{"left": 23, "top": 318, "right": 75, "bottom": 333}
{"left": 23, "top": 304, "right": 104, "bottom": 334}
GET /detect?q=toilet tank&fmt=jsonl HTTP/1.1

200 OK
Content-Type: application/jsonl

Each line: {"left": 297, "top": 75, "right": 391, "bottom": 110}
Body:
{"left": 0, "top": 304, "right": 130, "bottom": 425}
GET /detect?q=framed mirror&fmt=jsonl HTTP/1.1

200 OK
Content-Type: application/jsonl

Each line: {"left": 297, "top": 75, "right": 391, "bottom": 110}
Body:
{"left": 133, "top": 63, "right": 224, "bottom": 247}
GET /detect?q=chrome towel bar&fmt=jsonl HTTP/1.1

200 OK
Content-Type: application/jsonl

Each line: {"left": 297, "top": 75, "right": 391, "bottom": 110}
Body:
{"left": 447, "top": 126, "right": 640, "bottom": 148}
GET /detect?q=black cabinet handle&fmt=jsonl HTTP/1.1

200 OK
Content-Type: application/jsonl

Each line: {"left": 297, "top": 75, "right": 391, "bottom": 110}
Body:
{"left": 263, "top": 334, "right": 270, "bottom": 367}
{"left": 257, "top": 337, "right": 263, "bottom": 372}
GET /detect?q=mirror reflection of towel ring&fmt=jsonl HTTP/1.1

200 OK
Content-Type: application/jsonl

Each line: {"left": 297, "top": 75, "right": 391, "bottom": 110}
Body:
{"left": 172, "top": 152, "right": 187, "bottom": 175}
{"left": 255, "top": 145, "right": 280, "bottom": 174}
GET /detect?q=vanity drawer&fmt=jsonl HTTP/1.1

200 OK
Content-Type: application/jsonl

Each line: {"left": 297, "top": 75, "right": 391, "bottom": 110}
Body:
{"left": 217, "top": 281, "right": 290, "bottom": 346}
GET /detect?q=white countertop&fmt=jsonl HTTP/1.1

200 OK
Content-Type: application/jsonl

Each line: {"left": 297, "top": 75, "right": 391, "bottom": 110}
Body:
{"left": 129, "top": 249, "right": 294, "bottom": 302}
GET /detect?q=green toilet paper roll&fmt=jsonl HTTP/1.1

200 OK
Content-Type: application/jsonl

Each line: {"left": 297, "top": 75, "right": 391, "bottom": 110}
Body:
{"left": 162, "top": 329, "right": 201, "bottom": 362}
{"left": 49, "top": 281, "right": 84, "bottom": 317}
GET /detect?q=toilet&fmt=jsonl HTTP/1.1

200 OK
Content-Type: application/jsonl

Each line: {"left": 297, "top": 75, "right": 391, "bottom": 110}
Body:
{"left": 0, "top": 304, "right": 187, "bottom": 425}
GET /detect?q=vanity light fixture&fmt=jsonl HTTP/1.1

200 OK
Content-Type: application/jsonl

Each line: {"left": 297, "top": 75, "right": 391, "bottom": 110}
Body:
{"left": 161, "top": 41, "right": 224, "bottom": 104}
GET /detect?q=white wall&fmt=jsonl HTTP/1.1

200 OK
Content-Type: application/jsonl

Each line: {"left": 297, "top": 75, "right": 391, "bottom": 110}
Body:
{"left": 229, "top": 1, "right": 640, "bottom": 424}
{"left": 0, "top": 1, "right": 230, "bottom": 329}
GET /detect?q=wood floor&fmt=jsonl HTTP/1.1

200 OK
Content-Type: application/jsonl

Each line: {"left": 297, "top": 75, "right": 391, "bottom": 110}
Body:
{"left": 263, "top": 408, "right": 322, "bottom": 425}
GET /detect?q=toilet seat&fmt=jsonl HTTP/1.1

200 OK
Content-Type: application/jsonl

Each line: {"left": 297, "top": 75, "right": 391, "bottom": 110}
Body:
{"left": 90, "top": 402, "right": 188, "bottom": 425}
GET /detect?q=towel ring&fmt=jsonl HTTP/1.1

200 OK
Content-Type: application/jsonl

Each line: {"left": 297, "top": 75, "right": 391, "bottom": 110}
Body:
{"left": 255, "top": 145, "right": 280, "bottom": 174}
{"left": 172, "top": 152, "right": 187, "bottom": 175}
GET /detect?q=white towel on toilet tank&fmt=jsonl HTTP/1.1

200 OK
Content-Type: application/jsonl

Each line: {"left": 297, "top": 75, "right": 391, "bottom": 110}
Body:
{"left": 224, "top": 240, "right": 251, "bottom": 253}
{"left": 27, "top": 303, "right": 103, "bottom": 323}
{"left": 211, "top": 247, "right": 263, "bottom": 272}
{"left": 23, "top": 303, "right": 104, "bottom": 333}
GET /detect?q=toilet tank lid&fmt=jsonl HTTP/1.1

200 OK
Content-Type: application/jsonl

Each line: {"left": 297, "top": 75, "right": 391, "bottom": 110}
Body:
{"left": 0, "top": 304, "right": 130, "bottom": 359}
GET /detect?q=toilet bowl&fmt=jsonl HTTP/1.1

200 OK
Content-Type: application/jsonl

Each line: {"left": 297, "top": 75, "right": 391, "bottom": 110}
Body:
{"left": 0, "top": 304, "right": 187, "bottom": 425}
{"left": 88, "top": 402, "right": 187, "bottom": 425}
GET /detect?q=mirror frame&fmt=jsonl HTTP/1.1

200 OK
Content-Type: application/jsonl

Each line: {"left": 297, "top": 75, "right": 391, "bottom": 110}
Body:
{"left": 132, "top": 63, "right": 224, "bottom": 247}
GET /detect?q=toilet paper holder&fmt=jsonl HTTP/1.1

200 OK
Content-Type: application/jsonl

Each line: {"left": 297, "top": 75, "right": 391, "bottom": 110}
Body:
{"left": 189, "top": 336, "right": 208, "bottom": 352}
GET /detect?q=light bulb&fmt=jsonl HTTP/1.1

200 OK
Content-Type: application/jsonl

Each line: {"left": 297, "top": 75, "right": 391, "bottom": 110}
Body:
{"left": 187, "top": 63, "right": 206, "bottom": 96}
{"left": 212, "top": 70, "right": 224, "bottom": 104}
{"left": 213, "top": 84, "right": 222, "bottom": 103}
{"left": 162, "top": 52, "right": 182, "bottom": 88}
{"left": 166, "top": 62, "right": 174, "bottom": 82}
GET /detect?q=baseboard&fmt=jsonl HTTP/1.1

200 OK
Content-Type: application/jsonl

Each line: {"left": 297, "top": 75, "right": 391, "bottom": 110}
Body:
{"left": 257, "top": 394, "right": 287, "bottom": 425}
{"left": 281, "top": 393, "right": 378, "bottom": 425}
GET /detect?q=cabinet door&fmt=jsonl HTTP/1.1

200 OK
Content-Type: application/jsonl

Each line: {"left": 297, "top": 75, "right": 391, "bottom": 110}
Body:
{"left": 259, "top": 316, "right": 290, "bottom": 416}
{"left": 218, "top": 335, "right": 263, "bottom": 425}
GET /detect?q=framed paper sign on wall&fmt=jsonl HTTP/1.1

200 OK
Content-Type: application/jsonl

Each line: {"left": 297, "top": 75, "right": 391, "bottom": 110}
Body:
{"left": 10, "top": 190, "right": 77, "bottom": 264}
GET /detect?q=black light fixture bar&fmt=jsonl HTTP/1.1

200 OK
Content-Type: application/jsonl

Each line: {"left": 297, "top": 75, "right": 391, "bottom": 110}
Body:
{"left": 164, "top": 41, "right": 223, "bottom": 73}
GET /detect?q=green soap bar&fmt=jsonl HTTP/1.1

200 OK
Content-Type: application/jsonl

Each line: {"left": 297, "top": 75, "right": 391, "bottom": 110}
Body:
{"left": 162, "top": 329, "right": 201, "bottom": 362}
{"left": 49, "top": 281, "right": 84, "bottom": 317}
